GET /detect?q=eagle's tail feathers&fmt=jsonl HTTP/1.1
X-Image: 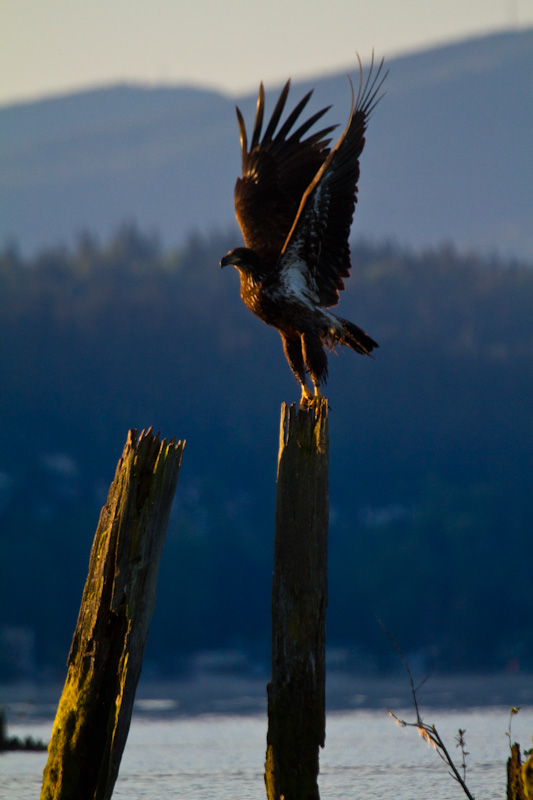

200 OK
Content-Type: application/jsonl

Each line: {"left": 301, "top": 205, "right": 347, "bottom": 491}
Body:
{"left": 336, "top": 317, "right": 378, "bottom": 357}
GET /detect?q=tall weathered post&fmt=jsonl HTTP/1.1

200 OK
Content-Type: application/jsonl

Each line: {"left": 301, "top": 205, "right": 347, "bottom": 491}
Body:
{"left": 265, "top": 398, "right": 329, "bottom": 800}
{"left": 41, "top": 428, "right": 185, "bottom": 800}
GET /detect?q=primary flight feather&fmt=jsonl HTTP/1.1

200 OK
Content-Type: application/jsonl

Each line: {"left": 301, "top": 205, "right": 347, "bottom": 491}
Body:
{"left": 221, "top": 57, "right": 386, "bottom": 406}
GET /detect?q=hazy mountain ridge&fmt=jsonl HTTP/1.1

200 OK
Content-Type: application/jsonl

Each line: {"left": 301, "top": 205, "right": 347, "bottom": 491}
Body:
{"left": 1, "top": 29, "right": 532, "bottom": 258}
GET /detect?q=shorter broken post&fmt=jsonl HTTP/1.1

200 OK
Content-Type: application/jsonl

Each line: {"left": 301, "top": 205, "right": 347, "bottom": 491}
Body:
{"left": 508, "top": 742, "right": 533, "bottom": 800}
{"left": 265, "top": 399, "right": 329, "bottom": 800}
{"left": 41, "top": 428, "right": 184, "bottom": 800}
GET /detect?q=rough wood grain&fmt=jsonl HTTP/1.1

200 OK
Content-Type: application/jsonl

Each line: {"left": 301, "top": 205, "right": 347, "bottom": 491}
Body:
{"left": 508, "top": 743, "right": 533, "bottom": 800}
{"left": 265, "top": 399, "right": 329, "bottom": 800}
{"left": 41, "top": 428, "right": 184, "bottom": 800}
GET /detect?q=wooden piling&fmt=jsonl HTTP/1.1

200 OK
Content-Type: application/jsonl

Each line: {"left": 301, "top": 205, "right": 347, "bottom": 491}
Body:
{"left": 265, "top": 399, "right": 329, "bottom": 800}
{"left": 41, "top": 428, "right": 185, "bottom": 800}
{"left": 508, "top": 742, "right": 533, "bottom": 800}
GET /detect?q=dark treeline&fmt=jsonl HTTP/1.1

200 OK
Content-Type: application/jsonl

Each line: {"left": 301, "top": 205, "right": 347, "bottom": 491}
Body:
{"left": 0, "top": 226, "right": 532, "bottom": 678}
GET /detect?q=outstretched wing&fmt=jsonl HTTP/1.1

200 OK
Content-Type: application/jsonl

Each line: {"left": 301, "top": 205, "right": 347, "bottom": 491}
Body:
{"left": 234, "top": 81, "right": 337, "bottom": 267}
{"left": 279, "top": 58, "right": 386, "bottom": 307}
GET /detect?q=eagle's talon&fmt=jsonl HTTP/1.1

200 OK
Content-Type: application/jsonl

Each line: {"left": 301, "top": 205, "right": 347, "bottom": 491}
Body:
{"left": 299, "top": 385, "right": 326, "bottom": 411}
{"left": 300, "top": 385, "right": 314, "bottom": 409}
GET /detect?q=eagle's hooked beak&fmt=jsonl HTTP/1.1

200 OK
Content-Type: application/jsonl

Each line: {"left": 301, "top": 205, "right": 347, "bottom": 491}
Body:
{"left": 220, "top": 254, "right": 231, "bottom": 269}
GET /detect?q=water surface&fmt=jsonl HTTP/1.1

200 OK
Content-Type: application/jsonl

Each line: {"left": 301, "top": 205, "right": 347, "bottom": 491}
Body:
{"left": 2, "top": 705, "right": 532, "bottom": 799}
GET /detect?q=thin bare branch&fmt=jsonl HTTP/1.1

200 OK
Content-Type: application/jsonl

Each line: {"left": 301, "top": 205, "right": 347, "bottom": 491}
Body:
{"left": 380, "top": 620, "right": 476, "bottom": 800}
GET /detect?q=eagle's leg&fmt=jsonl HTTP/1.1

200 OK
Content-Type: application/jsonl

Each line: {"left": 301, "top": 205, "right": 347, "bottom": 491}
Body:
{"left": 301, "top": 332, "right": 328, "bottom": 407}
{"left": 300, "top": 384, "right": 315, "bottom": 407}
{"left": 280, "top": 332, "right": 313, "bottom": 407}
{"left": 301, "top": 380, "right": 325, "bottom": 410}
{"left": 312, "top": 379, "right": 324, "bottom": 402}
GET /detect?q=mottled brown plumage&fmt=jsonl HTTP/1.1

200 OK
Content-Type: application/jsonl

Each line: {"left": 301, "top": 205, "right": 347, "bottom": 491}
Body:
{"left": 221, "top": 57, "right": 386, "bottom": 405}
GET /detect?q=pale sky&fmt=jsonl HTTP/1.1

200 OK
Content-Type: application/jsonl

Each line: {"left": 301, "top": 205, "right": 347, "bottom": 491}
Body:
{"left": 1, "top": 0, "right": 531, "bottom": 106}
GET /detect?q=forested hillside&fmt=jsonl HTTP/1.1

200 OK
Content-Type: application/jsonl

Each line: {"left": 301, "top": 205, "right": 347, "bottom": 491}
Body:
{"left": 0, "top": 228, "right": 532, "bottom": 677}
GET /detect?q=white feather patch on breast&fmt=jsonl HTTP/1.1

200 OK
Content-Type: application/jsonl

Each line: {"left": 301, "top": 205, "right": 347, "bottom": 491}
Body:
{"left": 280, "top": 254, "right": 319, "bottom": 309}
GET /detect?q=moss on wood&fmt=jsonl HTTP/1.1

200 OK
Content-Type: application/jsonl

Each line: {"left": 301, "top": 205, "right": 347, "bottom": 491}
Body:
{"left": 41, "top": 428, "right": 184, "bottom": 800}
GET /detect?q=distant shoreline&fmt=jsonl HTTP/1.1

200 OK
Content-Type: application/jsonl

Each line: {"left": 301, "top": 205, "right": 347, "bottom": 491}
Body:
{"left": 2, "top": 671, "right": 532, "bottom": 721}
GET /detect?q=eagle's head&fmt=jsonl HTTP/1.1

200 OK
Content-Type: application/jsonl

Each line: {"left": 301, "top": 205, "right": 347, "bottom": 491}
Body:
{"left": 220, "top": 247, "right": 265, "bottom": 278}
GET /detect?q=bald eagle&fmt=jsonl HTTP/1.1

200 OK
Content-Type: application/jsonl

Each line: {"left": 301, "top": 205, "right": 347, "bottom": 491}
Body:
{"left": 221, "top": 58, "right": 385, "bottom": 406}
